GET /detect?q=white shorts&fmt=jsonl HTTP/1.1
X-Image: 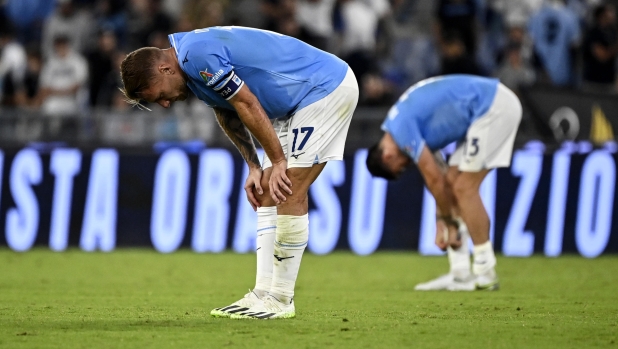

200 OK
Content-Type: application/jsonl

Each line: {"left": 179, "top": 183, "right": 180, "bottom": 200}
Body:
{"left": 262, "top": 67, "right": 359, "bottom": 169}
{"left": 448, "top": 83, "right": 522, "bottom": 172}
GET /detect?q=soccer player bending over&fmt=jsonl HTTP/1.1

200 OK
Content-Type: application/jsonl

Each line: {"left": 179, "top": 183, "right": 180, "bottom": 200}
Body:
{"left": 366, "top": 75, "right": 522, "bottom": 291}
{"left": 120, "top": 26, "right": 358, "bottom": 318}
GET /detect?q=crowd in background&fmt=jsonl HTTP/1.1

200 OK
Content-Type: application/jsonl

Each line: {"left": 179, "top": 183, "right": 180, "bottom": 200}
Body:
{"left": 1, "top": 0, "right": 618, "bottom": 125}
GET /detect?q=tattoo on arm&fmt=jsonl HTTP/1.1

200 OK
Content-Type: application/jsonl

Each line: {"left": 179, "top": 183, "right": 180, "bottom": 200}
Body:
{"left": 214, "top": 108, "right": 261, "bottom": 168}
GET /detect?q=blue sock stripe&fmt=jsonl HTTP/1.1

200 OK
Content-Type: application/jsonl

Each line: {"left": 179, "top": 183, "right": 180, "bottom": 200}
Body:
{"left": 274, "top": 240, "right": 308, "bottom": 248}
{"left": 257, "top": 226, "right": 276, "bottom": 232}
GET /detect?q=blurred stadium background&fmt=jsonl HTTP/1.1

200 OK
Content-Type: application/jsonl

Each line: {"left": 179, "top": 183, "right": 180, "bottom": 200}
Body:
{"left": 0, "top": 0, "right": 617, "bottom": 255}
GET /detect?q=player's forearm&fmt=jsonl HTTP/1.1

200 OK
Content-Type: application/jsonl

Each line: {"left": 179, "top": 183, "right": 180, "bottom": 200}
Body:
{"left": 432, "top": 151, "right": 459, "bottom": 216}
{"left": 418, "top": 147, "right": 453, "bottom": 217}
{"left": 213, "top": 108, "right": 261, "bottom": 169}
{"left": 425, "top": 176, "right": 452, "bottom": 217}
{"left": 233, "top": 98, "right": 285, "bottom": 165}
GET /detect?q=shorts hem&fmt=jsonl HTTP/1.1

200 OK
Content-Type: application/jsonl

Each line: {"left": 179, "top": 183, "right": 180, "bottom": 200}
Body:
{"left": 457, "top": 161, "right": 511, "bottom": 172}
{"left": 270, "top": 155, "right": 344, "bottom": 169}
{"left": 317, "top": 155, "right": 343, "bottom": 164}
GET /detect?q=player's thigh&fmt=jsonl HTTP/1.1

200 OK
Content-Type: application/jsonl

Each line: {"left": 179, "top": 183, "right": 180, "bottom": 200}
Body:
{"left": 287, "top": 162, "right": 327, "bottom": 195}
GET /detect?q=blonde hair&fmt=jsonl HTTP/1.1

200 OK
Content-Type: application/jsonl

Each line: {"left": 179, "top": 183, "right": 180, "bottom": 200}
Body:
{"left": 119, "top": 47, "right": 165, "bottom": 110}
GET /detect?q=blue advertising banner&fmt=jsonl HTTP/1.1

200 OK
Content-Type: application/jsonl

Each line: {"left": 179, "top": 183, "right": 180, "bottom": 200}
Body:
{"left": 0, "top": 143, "right": 616, "bottom": 257}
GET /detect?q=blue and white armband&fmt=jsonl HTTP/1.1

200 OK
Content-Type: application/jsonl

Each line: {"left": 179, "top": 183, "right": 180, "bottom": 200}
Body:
{"left": 213, "top": 71, "right": 244, "bottom": 100}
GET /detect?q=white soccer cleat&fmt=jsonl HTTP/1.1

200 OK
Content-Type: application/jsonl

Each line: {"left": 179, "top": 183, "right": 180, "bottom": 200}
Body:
{"left": 445, "top": 275, "right": 477, "bottom": 291}
{"left": 446, "top": 270, "right": 500, "bottom": 291}
{"left": 231, "top": 294, "right": 296, "bottom": 320}
{"left": 475, "top": 269, "right": 500, "bottom": 291}
{"left": 414, "top": 273, "right": 456, "bottom": 291}
{"left": 210, "top": 290, "right": 263, "bottom": 318}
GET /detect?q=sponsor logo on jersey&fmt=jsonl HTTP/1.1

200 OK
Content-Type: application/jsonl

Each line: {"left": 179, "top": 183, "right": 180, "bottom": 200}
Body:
{"left": 199, "top": 69, "right": 213, "bottom": 82}
{"left": 200, "top": 68, "right": 225, "bottom": 86}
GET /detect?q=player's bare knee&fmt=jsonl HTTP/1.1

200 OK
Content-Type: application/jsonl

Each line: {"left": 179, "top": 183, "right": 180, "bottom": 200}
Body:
{"left": 257, "top": 194, "right": 276, "bottom": 207}
{"left": 259, "top": 177, "right": 270, "bottom": 195}
{"left": 247, "top": 179, "right": 273, "bottom": 207}
{"left": 256, "top": 186, "right": 276, "bottom": 207}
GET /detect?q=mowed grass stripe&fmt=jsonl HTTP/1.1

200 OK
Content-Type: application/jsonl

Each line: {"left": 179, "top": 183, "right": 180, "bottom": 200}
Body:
{"left": 0, "top": 249, "right": 616, "bottom": 349}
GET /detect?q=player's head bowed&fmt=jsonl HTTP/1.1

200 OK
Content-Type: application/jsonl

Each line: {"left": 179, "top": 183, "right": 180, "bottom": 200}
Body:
{"left": 119, "top": 47, "right": 161, "bottom": 109}
{"left": 120, "top": 47, "right": 188, "bottom": 109}
{"left": 366, "top": 143, "right": 398, "bottom": 180}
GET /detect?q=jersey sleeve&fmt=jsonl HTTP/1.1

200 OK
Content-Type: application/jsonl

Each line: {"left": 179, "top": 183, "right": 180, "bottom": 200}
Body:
{"left": 182, "top": 42, "right": 245, "bottom": 100}
{"left": 381, "top": 104, "right": 426, "bottom": 163}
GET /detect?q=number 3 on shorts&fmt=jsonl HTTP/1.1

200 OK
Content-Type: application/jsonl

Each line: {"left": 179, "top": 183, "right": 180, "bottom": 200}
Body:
{"left": 291, "top": 127, "right": 314, "bottom": 152}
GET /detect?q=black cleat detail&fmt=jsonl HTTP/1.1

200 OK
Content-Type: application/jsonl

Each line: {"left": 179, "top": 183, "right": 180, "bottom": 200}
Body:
{"left": 255, "top": 313, "right": 276, "bottom": 319}
{"left": 274, "top": 254, "right": 295, "bottom": 262}
{"left": 221, "top": 305, "right": 240, "bottom": 311}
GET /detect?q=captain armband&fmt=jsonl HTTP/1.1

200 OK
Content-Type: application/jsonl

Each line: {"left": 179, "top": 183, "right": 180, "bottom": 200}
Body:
{"left": 213, "top": 71, "right": 244, "bottom": 100}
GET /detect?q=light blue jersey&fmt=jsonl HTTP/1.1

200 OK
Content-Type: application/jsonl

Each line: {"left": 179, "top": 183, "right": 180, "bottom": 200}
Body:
{"left": 168, "top": 26, "right": 349, "bottom": 119}
{"left": 381, "top": 75, "right": 499, "bottom": 163}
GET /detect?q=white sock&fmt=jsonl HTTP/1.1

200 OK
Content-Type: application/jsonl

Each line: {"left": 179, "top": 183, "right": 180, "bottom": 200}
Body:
{"left": 254, "top": 206, "right": 277, "bottom": 296}
{"left": 270, "top": 214, "right": 308, "bottom": 303}
{"left": 473, "top": 240, "right": 497, "bottom": 275}
{"left": 448, "top": 220, "right": 471, "bottom": 278}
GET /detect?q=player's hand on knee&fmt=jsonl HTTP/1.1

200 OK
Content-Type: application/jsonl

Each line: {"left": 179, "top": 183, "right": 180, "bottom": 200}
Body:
{"left": 269, "top": 159, "right": 292, "bottom": 204}
{"left": 244, "top": 166, "right": 264, "bottom": 211}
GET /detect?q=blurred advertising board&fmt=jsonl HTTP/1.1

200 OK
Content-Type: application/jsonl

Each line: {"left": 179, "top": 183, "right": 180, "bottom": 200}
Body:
{"left": 0, "top": 142, "right": 616, "bottom": 257}
{"left": 522, "top": 86, "right": 618, "bottom": 144}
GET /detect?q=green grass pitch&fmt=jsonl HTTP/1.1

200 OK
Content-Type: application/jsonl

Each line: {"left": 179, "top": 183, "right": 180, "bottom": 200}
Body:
{"left": 1, "top": 249, "right": 617, "bottom": 349}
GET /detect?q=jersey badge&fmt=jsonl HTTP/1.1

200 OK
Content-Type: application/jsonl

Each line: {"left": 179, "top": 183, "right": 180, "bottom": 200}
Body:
{"left": 200, "top": 68, "right": 225, "bottom": 86}
{"left": 199, "top": 69, "right": 214, "bottom": 83}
